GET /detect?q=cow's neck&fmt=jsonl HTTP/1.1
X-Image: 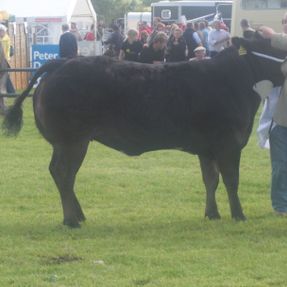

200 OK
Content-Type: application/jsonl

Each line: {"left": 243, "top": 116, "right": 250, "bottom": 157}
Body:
{"left": 245, "top": 51, "right": 285, "bottom": 87}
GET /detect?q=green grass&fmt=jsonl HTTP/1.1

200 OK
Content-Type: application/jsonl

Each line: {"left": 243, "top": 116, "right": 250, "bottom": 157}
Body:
{"left": 1, "top": 99, "right": 287, "bottom": 287}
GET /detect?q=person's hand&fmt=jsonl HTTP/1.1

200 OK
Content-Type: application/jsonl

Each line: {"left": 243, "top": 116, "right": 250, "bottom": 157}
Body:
{"left": 258, "top": 26, "right": 275, "bottom": 39}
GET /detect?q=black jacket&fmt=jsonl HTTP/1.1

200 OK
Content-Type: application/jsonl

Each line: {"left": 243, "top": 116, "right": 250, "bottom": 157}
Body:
{"left": 59, "top": 32, "right": 78, "bottom": 58}
{"left": 183, "top": 28, "right": 198, "bottom": 58}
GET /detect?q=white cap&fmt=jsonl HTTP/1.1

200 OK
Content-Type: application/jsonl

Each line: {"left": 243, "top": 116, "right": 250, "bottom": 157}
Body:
{"left": 194, "top": 46, "right": 206, "bottom": 53}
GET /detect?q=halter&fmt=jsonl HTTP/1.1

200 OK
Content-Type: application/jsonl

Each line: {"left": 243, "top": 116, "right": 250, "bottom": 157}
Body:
{"left": 251, "top": 51, "right": 285, "bottom": 63}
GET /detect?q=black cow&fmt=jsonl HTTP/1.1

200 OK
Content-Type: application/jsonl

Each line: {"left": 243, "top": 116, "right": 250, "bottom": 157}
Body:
{"left": 3, "top": 36, "right": 287, "bottom": 227}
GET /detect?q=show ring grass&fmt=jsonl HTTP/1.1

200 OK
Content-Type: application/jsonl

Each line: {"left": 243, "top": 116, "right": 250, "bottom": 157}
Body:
{"left": 1, "top": 99, "right": 287, "bottom": 286}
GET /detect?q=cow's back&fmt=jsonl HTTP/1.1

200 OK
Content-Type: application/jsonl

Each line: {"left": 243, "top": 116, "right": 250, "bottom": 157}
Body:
{"left": 33, "top": 52, "right": 260, "bottom": 156}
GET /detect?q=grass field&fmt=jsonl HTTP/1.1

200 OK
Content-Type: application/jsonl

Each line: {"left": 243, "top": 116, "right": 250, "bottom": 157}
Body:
{"left": 1, "top": 99, "right": 287, "bottom": 287}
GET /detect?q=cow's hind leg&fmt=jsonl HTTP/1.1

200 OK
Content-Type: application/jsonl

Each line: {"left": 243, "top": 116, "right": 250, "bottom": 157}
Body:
{"left": 199, "top": 155, "right": 221, "bottom": 219}
{"left": 0, "top": 74, "right": 7, "bottom": 113}
{"left": 217, "top": 150, "right": 246, "bottom": 221}
{"left": 49, "top": 141, "right": 89, "bottom": 227}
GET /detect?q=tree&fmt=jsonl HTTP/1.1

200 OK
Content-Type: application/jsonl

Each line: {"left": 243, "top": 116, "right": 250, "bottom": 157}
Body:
{"left": 92, "top": 0, "right": 140, "bottom": 24}
{"left": 91, "top": 0, "right": 163, "bottom": 25}
{"left": 142, "top": 0, "right": 159, "bottom": 6}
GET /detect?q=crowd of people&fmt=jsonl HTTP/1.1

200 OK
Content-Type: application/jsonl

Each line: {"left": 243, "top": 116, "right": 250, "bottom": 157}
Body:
{"left": 58, "top": 17, "right": 231, "bottom": 63}
{"left": 104, "top": 17, "right": 231, "bottom": 64}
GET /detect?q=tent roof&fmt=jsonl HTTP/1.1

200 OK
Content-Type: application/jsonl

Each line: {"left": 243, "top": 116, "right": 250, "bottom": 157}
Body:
{"left": 1, "top": 0, "right": 96, "bottom": 19}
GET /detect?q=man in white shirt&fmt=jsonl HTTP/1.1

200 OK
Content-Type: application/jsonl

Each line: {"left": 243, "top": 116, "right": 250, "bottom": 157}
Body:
{"left": 208, "top": 20, "right": 230, "bottom": 57}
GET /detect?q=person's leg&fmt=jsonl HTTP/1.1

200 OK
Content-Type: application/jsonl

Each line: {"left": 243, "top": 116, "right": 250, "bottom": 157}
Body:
{"left": 270, "top": 125, "right": 287, "bottom": 213}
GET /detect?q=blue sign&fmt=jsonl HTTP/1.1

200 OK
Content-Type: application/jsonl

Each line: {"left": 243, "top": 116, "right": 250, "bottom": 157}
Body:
{"left": 32, "top": 45, "right": 59, "bottom": 68}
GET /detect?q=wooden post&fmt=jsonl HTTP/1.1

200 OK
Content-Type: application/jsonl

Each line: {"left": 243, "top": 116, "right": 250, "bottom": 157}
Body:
{"left": 9, "top": 23, "right": 29, "bottom": 90}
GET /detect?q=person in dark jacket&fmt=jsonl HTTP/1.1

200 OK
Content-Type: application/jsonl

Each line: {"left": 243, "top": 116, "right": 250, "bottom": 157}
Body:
{"left": 140, "top": 32, "right": 168, "bottom": 64}
{"left": 240, "top": 19, "right": 255, "bottom": 39}
{"left": 59, "top": 24, "right": 78, "bottom": 58}
{"left": 104, "top": 24, "right": 123, "bottom": 57}
{"left": 148, "top": 22, "right": 166, "bottom": 46}
{"left": 166, "top": 28, "right": 187, "bottom": 62}
{"left": 183, "top": 22, "right": 202, "bottom": 58}
{"left": 119, "top": 29, "right": 143, "bottom": 62}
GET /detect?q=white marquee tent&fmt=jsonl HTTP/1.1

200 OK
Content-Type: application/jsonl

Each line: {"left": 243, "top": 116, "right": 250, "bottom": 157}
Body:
{"left": 1, "top": 0, "right": 97, "bottom": 44}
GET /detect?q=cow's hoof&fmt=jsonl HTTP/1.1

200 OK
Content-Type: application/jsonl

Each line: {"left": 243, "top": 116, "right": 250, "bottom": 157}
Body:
{"left": 63, "top": 219, "right": 81, "bottom": 228}
{"left": 232, "top": 214, "right": 246, "bottom": 221}
{"left": 77, "top": 213, "right": 86, "bottom": 222}
{"left": 205, "top": 211, "right": 221, "bottom": 220}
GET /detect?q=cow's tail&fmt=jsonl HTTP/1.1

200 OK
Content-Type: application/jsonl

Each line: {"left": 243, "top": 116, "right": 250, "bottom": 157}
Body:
{"left": 2, "top": 59, "right": 65, "bottom": 136}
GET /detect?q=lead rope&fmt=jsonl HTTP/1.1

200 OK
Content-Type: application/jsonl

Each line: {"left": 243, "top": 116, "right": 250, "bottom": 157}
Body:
{"left": 251, "top": 51, "right": 285, "bottom": 63}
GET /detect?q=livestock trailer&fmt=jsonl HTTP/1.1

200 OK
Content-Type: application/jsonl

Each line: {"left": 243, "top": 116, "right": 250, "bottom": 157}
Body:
{"left": 151, "top": 1, "right": 233, "bottom": 28}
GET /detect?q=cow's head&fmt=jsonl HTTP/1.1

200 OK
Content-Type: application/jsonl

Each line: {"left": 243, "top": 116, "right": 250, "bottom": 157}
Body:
{"left": 232, "top": 33, "right": 287, "bottom": 87}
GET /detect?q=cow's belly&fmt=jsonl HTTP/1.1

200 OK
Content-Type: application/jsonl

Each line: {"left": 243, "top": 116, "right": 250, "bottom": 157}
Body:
{"left": 91, "top": 119, "right": 215, "bottom": 156}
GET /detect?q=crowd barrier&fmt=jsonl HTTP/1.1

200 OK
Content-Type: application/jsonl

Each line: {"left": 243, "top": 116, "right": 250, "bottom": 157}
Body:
{"left": 0, "top": 67, "right": 37, "bottom": 98}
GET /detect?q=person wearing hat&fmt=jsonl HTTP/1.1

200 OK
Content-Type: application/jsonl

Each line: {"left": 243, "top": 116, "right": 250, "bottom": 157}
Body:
{"left": 208, "top": 19, "right": 230, "bottom": 57}
{"left": 189, "top": 46, "right": 210, "bottom": 61}
{"left": 0, "top": 23, "right": 15, "bottom": 95}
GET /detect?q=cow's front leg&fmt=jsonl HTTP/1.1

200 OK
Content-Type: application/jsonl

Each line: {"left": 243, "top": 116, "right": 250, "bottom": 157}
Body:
{"left": 217, "top": 150, "right": 246, "bottom": 221}
{"left": 49, "top": 142, "right": 89, "bottom": 227}
{"left": 198, "top": 155, "right": 221, "bottom": 219}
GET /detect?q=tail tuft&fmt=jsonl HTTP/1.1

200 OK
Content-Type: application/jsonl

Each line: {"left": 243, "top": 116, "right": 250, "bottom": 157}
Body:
{"left": 2, "top": 103, "right": 23, "bottom": 136}
{"left": 2, "top": 59, "right": 66, "bottom": 137}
